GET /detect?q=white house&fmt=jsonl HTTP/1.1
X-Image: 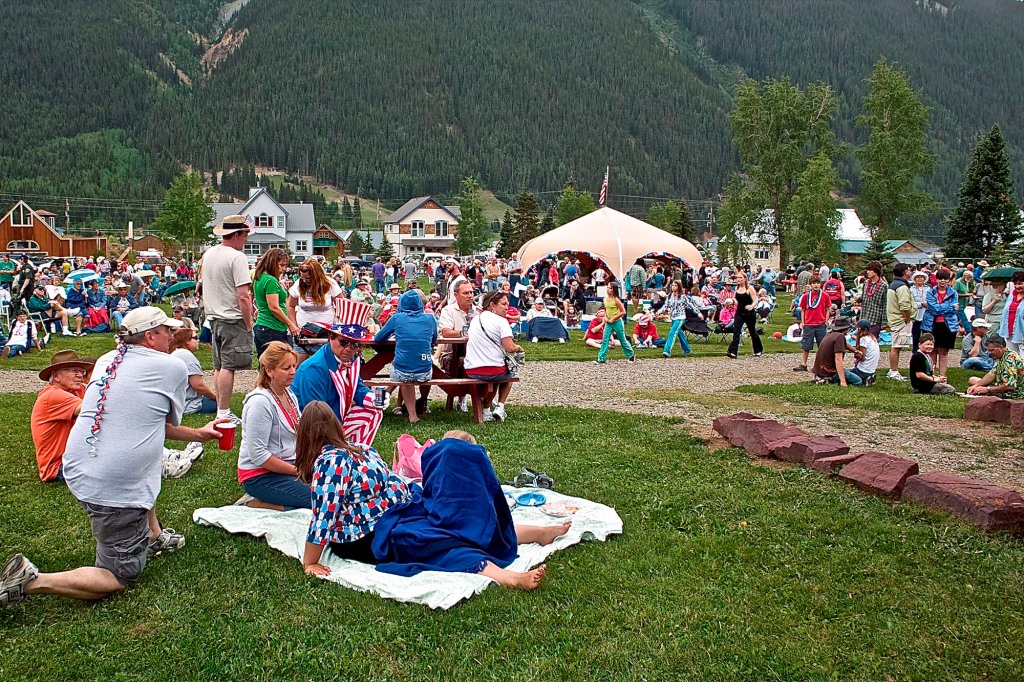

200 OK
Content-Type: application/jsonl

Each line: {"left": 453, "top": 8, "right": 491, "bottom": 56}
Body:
{"left": 209, "top": 187, "right": 317, "bottom": 263}
{"left": 382, "top": 196, "right": 460, "bottom": 258}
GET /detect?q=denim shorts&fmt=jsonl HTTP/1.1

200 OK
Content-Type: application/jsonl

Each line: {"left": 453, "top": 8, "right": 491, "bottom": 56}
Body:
{"left": 390, "top": 367, "right": 433, "bottom": 383}
{"left": 77, "top": 500, "right": 150, "bottom": 586}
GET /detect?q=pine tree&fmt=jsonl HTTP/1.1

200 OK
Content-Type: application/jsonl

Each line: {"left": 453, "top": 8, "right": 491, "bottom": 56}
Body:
{"left": 341, "top": 197, "right": 354, "bottom": 222}
{"left": 497, "top": 210, "right": 515, "bottom": 258}
{"left": 377, "top": 232, "right": 395, "bottom": 260}
{"left": 352, "top": 196, "right": 363, "bottom": 228}
{"left": 347, "top": 231, "right": 365, "bottom": 256}
{"left": 453, "top": 176, "right": 489, "bottom": 255}
{"left": 540, "top": 206, "right": 555, "bottom": 234}
{"left": 512, "top": 190, "right": 540, "bottom": 249}
{"left": 862, "top": 230, "right": 897, "bottom": 271}
{"left": 676, "top": 200, "right": 695, "bottom": 242}
{"left": 945, "top": 126, "right": 1021, "bottom": 259}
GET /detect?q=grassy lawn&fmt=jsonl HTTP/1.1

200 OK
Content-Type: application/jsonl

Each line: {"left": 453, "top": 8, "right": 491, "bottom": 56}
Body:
{"left": 736, "top": 368, "right": 986, "bottom": 420}
{"left": 1, "top": 399, "right": 1023, "bottom": 679}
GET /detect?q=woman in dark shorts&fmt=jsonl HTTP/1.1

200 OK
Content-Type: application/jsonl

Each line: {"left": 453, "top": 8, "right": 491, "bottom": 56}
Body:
{"left": 922, "top": 267, "right": 960, "bottom": 379}
{"left": 463, "top": 290, "right": 525, "bottom": 423}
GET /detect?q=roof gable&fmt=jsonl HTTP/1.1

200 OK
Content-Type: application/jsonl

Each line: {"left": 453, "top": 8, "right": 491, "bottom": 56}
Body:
{"left": 383, "top": 196, "right": 460, "bottom": 224}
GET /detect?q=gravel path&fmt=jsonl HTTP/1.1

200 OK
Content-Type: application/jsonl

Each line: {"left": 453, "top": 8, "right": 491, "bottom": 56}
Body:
{"left": 5, "top": 352, "right": 1022, "bottom": 490}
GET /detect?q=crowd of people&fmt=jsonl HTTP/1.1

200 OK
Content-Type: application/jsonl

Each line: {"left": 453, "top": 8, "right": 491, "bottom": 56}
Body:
{"left": 785, "top": 259, "right": 1023, "bottom": 397}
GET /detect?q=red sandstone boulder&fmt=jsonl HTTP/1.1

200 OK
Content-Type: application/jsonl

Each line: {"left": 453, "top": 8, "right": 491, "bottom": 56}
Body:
{"left": 809, "top": 453, "right": 862, "bottom": 474}
{"left": 902, "top": 473, "right": 1024, "bottom": 532}
{"left": 712, "top": 412, "right": 762, "bottom": 441}
{"left": 1009, "top": 401, "right": 1024, "bottom": 431}
{"left": 775, "top": 435, "right": 850, "bottom": 465}
{"left": 964, "top": 396, "right": 1012, "bottom": 423}
{"left": 838, "top": 452, "right": 919, "bottom": 499}
{"left": 731, "top": 419, "right": 807, "bottom": 457}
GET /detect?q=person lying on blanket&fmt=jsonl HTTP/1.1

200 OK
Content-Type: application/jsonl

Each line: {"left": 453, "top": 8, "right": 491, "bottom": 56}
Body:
{"left": 295, "top": 402, "right": 570, "bottom": 591}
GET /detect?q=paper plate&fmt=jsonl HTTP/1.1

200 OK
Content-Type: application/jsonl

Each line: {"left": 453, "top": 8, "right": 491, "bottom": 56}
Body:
{"left": 540, "top": 502, "right": 579, "bottom": 517}
{"left": 516, "top": 491, "right": 547, "bottom": 507}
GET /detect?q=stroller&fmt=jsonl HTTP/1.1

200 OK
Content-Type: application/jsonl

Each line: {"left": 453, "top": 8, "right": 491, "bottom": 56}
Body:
{"left": 683, "top": 308, "right": 711, "bottom": 343}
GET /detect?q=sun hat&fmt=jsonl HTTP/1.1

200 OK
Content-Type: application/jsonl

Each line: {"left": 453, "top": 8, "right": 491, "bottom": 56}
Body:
{"left": 978, "top": 260, "right": 990, "bottom": 267}
{"left": 212, "top": 214, "right": 249, "bottom": 236}
{"left": 832, "top": 316, "right": 853, "bottom": 331}
{"left": 115, "top": 281, "right": 129, "bottom": 289}
{"left": 38, "top": 349, "right": 96, "bottom": 382}
{"left": 120, "top": 306, "right": 184, "bottom": 335}
{"left": 389, "top": 282, "right": 400, "bottom": 290}
{"left": 314, "top": 299, "right": 374, "bottom": 342}
{"left": 972, "top": 318, "right": 992, "bottom": 329}
{"left": 911, "top": 271, "right": 928, "bottom": 281}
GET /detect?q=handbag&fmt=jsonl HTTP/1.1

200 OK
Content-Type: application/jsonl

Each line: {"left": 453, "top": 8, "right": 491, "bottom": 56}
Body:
{"left": 479, "top": 314, "right": 519, "bottom": 376}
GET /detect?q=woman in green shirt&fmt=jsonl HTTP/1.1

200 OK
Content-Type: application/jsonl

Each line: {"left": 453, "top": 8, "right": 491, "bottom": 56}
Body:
{"left": 253, "top": 248, "right": 300, "bottom": 358}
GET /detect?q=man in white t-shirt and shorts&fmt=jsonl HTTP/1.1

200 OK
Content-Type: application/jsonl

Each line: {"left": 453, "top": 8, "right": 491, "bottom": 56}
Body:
{"left": 437, "top": 280, "right": 478, "bottom": 411}
{"left": 200, "top": 214, "right": 254, "bottom": 423}
{"left": 0, "top": 307, "right": 223, "bottom": 608}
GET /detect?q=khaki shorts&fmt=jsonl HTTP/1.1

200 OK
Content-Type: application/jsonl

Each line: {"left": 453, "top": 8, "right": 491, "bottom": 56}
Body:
{"left": 210, "top": 318, "right": 254, "bottom": 370}
{"left": 78, "top": 500, "right": 150, "bottom": 586}
{"left": 889, "top": 320, "right": 913, "bottom": 349}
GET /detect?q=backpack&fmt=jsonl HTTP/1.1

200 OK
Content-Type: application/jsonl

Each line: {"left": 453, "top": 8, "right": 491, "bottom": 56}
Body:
{"left": 392, "top": 434, "right": 435, "bottom": 482}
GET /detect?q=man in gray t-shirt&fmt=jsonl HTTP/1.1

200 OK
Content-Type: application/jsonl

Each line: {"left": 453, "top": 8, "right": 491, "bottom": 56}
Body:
{"left": 1, "top": 307, "right": 223, "bottom": 609}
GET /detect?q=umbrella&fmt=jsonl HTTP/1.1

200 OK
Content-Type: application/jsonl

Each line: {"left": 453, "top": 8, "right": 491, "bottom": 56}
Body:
{"left": 981, "top": 267, "right": 1023, "bottom": 281}
{"left": 163, "top": 280, "right": 197, "bottom": 297}
{"left": 63, "top": 269, "right": 99, "bottom": 284}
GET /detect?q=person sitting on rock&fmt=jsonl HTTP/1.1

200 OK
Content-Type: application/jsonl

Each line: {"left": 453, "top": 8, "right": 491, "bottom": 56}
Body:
{"left": 966, "top": 334, "right": 1024, "bottom": 399}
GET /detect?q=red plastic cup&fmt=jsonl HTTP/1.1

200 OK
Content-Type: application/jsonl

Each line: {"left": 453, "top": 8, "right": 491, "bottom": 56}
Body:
{"left": 215, "top": 423, "right": 237, "bottom": 451}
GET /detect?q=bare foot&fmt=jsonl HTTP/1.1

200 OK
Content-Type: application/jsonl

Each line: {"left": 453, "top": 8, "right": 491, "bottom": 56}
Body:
{"left": 481, "top": 562, "right": 547, "bottom": 591}
{"left": 516, "top": 522, "right": 572, "bottom": 546}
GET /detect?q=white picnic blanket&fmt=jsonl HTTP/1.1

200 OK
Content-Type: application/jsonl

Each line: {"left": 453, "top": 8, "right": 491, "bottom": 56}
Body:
{"left": 193, "top": 486, "right": 622, "bottom": 610}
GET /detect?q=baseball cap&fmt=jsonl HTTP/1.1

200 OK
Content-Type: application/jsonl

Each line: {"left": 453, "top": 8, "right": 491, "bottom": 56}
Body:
{"left": 855, "top": 319, "right": 872, "bottom": 330}
{"left": 120, "top": 306, "right": 183, "bottom": 335}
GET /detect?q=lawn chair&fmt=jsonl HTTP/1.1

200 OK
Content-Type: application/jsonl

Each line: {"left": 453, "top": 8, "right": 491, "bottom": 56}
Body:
{"left": 683, "top": 309, "right": 711, "bottom": 343}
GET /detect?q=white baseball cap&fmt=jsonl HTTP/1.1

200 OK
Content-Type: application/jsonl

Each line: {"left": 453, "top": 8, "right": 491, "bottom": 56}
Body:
{"left": 120, "top": 306, "right": 183, "bottom": 335}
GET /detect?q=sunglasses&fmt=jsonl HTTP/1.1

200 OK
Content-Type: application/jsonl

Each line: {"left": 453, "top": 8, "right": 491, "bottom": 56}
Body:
{"left": 298, "top": 268, "right": 311, "bottom": 274}
{"left": 333, "top": 339, "right": 361, "bottom": 348}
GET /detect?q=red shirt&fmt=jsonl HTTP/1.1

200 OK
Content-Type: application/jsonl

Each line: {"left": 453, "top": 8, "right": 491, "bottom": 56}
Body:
{"left": 30, "top": 384, "right": 84, "bottom": 481}
{"left": 1009, "top": 292, "right": 1023, "bottom": 332}
{"left": 633, "top": 323, "right": 660, "bottom": 340}
{"left": 799, "top": 289, "right": 831, "bottom": 326}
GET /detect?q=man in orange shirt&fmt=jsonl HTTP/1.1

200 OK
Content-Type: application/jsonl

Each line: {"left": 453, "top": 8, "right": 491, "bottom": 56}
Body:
{"left": 30, "top": 350, "right": 95, "bottom": 482}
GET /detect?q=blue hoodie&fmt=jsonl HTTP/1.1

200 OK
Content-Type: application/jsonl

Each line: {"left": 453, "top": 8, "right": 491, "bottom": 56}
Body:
{"left": 374, "top": 290, "right": 437, "bottom": 374}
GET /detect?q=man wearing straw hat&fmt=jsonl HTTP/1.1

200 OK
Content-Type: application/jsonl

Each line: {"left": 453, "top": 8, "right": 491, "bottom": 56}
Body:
{"left": 201, "top": 214, "right": 254, "bottom": 424}
{"left": 30, "top": 350, "right": 95, "bottom": 483}
{"left": 1, "top": 307, "right": 224, "bottom": 609}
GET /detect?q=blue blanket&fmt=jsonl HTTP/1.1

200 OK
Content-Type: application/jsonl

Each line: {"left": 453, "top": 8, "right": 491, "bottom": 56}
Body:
{"left": 372, "top": 439, "right": 518, "bottom": 576}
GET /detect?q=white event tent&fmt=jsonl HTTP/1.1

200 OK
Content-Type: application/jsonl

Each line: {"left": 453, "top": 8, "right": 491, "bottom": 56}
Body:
{"left": 515, "top": 206, "right": 704, "bottom": 281}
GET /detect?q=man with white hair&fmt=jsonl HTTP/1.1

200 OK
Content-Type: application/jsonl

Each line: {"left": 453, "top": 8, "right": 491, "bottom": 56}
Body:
{"left": 1, "top": 307, "right": 224, "bottom": 608}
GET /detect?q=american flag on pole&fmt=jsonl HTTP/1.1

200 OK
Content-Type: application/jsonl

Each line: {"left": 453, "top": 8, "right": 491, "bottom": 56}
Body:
{"left": 599, "top": 166, "right": 609, "bottom": 206}
{"left": 244, "top": 214, "right": 256, "bottom": 234}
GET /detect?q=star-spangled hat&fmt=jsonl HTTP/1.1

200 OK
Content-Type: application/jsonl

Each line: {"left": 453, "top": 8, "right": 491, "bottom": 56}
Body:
{"left": 314, "top": 299, "right": 374, "bottom": 342}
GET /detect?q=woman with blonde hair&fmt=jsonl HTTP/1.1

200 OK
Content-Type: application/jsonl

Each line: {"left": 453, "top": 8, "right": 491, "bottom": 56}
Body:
{"left": 253, "top": 248, "right": 300, "bottom": 358}
{"left": 168, "top": 327, "right": 217, "bottom": 414}
{"left": 236, "top": 341, "right": 307, "bottom": 510}
{"left": 287, "top": 257, "right": 344, "bottom": 359}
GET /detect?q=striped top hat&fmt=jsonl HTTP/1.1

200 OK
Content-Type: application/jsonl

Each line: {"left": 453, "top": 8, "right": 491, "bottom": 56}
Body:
{"left": 316, "top": 298, "right": 374, "bottom": 342}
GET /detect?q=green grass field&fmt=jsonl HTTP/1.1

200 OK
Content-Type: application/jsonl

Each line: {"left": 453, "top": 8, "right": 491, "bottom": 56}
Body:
{"left": 1, "top": 398, "right": 1023, "bottom": 679}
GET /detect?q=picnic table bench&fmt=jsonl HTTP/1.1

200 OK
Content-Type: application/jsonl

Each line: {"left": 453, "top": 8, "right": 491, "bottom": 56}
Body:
{"left": 363, "top": 376, "right": 519, "bottom": 423}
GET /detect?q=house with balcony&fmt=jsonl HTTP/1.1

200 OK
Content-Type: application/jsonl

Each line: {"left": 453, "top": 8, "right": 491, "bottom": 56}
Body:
{"left": 382, "top": 196, "right": 460, "bottom": 258}
{"left": 209, "top": 187, "right": 316, "bottom": 263}
{"left": 1, "top": 200, "right": 107, "bottom": 258}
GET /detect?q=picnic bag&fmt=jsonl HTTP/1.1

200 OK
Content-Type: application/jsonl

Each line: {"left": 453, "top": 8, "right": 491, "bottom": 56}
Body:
{"left": 393, "top": 434, "right": 435, "bottom": 482}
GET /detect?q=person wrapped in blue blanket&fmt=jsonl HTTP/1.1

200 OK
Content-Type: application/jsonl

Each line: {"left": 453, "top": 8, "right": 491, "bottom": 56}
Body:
{"left": 295, "top": 402, "right": 569, "bottom": 590}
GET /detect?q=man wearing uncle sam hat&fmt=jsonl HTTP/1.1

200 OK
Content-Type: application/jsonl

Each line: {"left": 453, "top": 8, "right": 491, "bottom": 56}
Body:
{"left": 291, "top": 299, "right": 387, "bottom": 447}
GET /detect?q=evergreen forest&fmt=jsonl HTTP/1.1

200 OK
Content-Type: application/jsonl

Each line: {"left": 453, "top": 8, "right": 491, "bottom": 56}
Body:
{"left": 1, "top": 0, "right": 1021, "bottom": 243}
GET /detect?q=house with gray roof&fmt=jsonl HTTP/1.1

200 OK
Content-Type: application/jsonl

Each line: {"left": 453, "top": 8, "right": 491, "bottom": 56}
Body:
{"left": 209, "top": 187, "right": 317, "bottom": 263}
{"left": 382, "top": 196, "right": 460, "bottom": 258}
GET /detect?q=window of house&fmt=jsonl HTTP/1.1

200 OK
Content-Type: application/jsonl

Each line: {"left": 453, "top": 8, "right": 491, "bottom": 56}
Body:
{"left": 295, "top": 240, "right": 308, "bottom": 252}
{"left": 276, "top": 216, "right": 285, "bottom": 229}
{"left": 753, "top": 247, "right": 771, "bottom": 261}
{"left": 243, "top": 243, "right": 262, "bottom": 256}
{"left": 257, "top": 214, "right": 271, "bottom": 228}
{"left": 411, "top": 221, "right": 425, "bottom": 237}
{"left": 435, "top": 220, "right": 449, "bottom": 237}
{"left": 10, "top": 205, "right": 32, "bottom": 227}
{"left": 6, "top": 239, "right": 39, "bottom": 250}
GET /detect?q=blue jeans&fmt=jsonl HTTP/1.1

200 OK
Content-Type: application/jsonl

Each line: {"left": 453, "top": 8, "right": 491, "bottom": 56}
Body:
{"left": 186, "top": 396, "right": 218, "bottom": 415}
{"left": 597, "top": 318, "right": 634, "bottom": 362}
{"left": 825, "top": 370, "right": 863, "bottom": 386}
{"left": 254, "top": 325, "right": 291, "bottom": 360}
{"left": 242, "top": 473, "right": 310, "bottom": 511}
{"left": 3, "top": 343, "right": 28, "bottom": 357}
{"left": 850, "top": 367, "right": 875, "bottom": 385}
{"left": 961, "top": 357, "right": 994, "bottom": 372}
{"left": 663, "top": 319, "right": 692, "bottom": 356}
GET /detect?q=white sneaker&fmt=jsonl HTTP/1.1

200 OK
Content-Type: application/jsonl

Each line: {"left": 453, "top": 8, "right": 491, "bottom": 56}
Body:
{"left": 491, "top": 404, "right": 506, "bottom": 422}
{"left": 886, "top": 370, "right": 907, "bottom": 381}
{"left": 483, "top": 408, "right": 494, "bottom": 422}
{"left": 218, "top": 411, "right": 243, "bottom": 426}
{"left": 457, "top": 399, "right": 470, "bottom": 413}
{"left": 532, "top": 337, "right": 539, "bottom": 343}
{"left": 185, "top": 441, "right": 205, "bottom": 462}
{"left": 558, "top": 338, "right": 566, "bottom": 343}
{"left": 62, "top": 329, "right": 75, "bottom": 337}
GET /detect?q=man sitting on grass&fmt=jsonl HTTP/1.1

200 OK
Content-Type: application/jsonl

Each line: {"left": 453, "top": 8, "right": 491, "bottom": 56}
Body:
{"left": 961, "top": 318, "right": 995, "bottom": 372}
{"left": 966, "top": 335, "right": 1024, "bottom": 399}
{"left": 811, "top": 316, "right": 861, "bottom": 387}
